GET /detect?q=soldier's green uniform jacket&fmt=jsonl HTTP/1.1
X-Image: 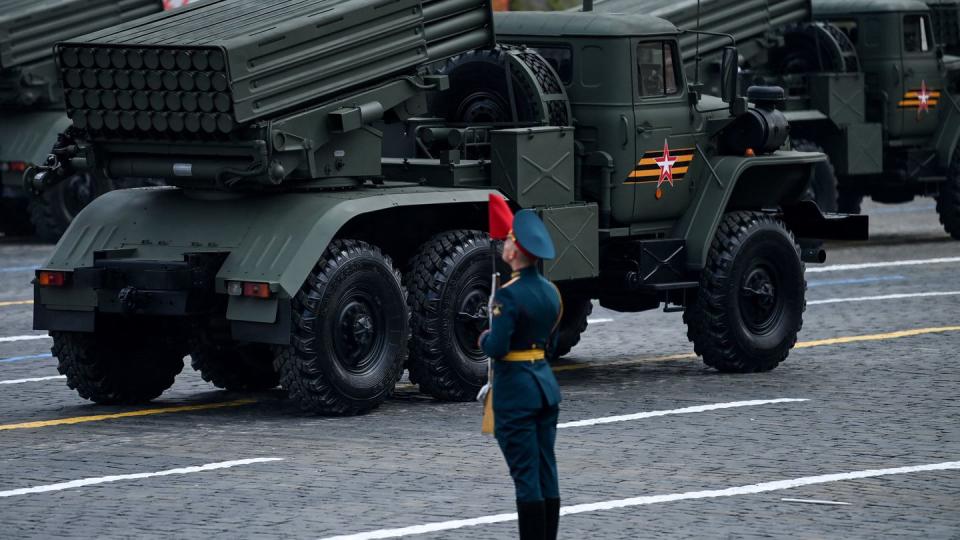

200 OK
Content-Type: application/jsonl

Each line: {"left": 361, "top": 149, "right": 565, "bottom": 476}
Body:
{"left": 481, "top": 264, "right": 562, "bottom": 502}
{"left": 483, "top": 267, "right": 562, "bottom": 409}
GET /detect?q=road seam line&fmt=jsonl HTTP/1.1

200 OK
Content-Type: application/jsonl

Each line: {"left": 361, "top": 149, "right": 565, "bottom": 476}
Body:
{"left": 0, "top": 300, "right": 32, "bottom": 308}
{"left": 0, "top": 398, "right": 258, "bottom": 431}
{"left": 808, "top": 291, "right": 960, "bottom": 305}
{"left": 0, "top": 375, "right": 65, "bottom": 385}
{"left": 0, "top": 334, "right": 50, "bottom": 343}
{"left": 318, "top": 461, "right": 960, "bottom": 539}
{"left": 0, "top": 353, "right": 53, "bottom": 364}
{"left": 0, "top": 458, "right": 284, "bottom": 498}
{"left": 806, "top": 256, "right": 960, "bottom": 273}
{"left": 557, "top": 399, "right": 808, "bottom": 429}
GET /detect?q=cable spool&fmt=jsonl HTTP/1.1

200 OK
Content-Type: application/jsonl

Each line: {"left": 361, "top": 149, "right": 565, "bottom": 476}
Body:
{"left": 428, "top": 45, "right": 571, "bottom": 129}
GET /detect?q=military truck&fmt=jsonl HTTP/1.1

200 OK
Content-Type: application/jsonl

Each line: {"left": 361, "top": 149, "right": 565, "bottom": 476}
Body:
{"left": 28, "top": 0, "right": 864, "bottom": 415}
{"left": 0, "top": 0, "right": 185, "bottom": 241}
{"left": 590, "top": 0, "right": 960, "bottom": 238}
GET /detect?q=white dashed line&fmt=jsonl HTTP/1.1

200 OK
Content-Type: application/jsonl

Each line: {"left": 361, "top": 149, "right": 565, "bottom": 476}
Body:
{"left": 0, "top": 375, "right": 65, "bottom": 386}
{"left": 586, "top": 318, "right": 613, "bottom": 324}
{"left": 0, "top": 458, "right": 284, "bottom": 498}
{"left": 0, "top": 334, "right": 50, "bottom": 343}
{"left": 807, "top": 256, "right": 960, "bottom": 273}
{"left": 809, "top": 291, "right": 960, "bottom": 305}
{"left": 319, "top": 461, "right": 960, "bottom": 540}
{"left": 557, "top": 399, "right": 808, "bottom": 429}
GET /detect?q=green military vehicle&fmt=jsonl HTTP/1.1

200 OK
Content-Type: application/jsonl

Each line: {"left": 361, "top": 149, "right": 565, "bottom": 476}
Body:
{"left": 0, "top": 0, "right": 175, "bottom": 241}
{"left": 28, "top": 0, "right": 864, "bottom": 415}
{"left": 592, "top": 0, "right": 960, "bottom": 237}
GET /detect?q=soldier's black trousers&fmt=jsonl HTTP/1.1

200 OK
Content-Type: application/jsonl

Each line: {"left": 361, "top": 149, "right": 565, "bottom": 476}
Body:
{"left": 495, "top": 403, "right": 560, "bottom": 502}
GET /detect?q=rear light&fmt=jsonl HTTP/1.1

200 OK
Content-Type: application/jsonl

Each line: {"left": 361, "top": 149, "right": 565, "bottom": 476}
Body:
{"left": 4, "top": 161, "right": 28, "bottom": 173}
{"left": 226, "top": 281, "right": 273, "bottom": 299}
{"left": 37, "top": 270, "right": 69, "bottom": 287}
{"left": 243, "top": 282, "right": 272, "bottom": 299}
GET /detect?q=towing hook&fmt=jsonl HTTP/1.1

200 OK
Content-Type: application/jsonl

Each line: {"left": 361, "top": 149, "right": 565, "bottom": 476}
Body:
{"left": 118, "top": 286, "right": 139, "bottom": 313}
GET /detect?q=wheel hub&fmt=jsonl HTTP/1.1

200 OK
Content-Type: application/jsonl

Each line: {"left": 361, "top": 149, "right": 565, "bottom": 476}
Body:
{"left": 457, "top": 92, "right": 509, "bottom": 123}
{"left": 740, "top": 265, "right": 782, "bottom": 333}
{"left": 335, "top": 299, "right": 379, "bottom": 371}
{"left": 454, "top": 287, "right": 489, "bottom": 358}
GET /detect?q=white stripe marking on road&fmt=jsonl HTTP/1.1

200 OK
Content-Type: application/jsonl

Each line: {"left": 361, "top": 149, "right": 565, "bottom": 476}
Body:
{"left": 586, "top": 318, "right": 613, "bottom": 324}
{"left": 807, "top": 256, "right": 960, "bottom": 273}
{"left": 809, "top": 291, "right": 960, "bottom": 305}
{"left": 557, "top": 398, "right": 808, "bottom": 429}
{"left": 319, "top": 461, "right": 960, "bottom": 540}
{"left": 0, "top": 375, "right": 65, "bottom": 386}
{"left": 0, "top": 334, "right": 50, "bottom": 343}
{"left": 0, "top": 458, "right": 284, "bottom": 498}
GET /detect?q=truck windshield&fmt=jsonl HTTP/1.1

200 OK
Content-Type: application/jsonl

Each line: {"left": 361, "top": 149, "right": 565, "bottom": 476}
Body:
{"left": 904, "top": 14, "right": 932, "bottom": 52}
{"left": 637, "top": 41, "right": 679, "bottom": 97}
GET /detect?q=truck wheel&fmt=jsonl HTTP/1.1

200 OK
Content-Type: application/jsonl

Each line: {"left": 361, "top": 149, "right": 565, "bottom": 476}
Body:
{"left": 191, "top": 343, "right": 279, "bottom": 391}
{"left": 0, "top": 197, "right": 33, "bottom": 236}
{"left": 53, "top": 330, "right": 185, "bottom": 404}
{"left": 28, "top": 173, "right": 97, "bottom": 243}
{"left": 837, "top": 186, "right": 863, "bottom": 214}
{"left": 936, "top": 150, "right": 960, "bottom": 240}
{"left": 792, "top": 140, "right": 838, "bottom": 212}
{"left": 276, "top": 240, "right": 408, "bottom": 415}
{"left": 545, "top": 295, "right": 593, "bottom": 362}
{"left": 406, "top": 230, "right": 501, "bottom": 401}
{"left": 684, "top": 211, "right": 806, "bottom": 373}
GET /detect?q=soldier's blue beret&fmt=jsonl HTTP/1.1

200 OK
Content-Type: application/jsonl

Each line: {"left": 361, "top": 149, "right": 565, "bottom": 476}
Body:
{"left": 512, "top": 209, "right": 556, "bottom": 260}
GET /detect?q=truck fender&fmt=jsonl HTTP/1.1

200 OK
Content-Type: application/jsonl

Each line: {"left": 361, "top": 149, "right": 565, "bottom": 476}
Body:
{"left": 40, "top": 186, "right": 495, "bottom": 328}
{"left": 933, "top": 90, "right": 960, "bottom": 168}
{"left": 673, "top": 150, "right": 825, "bottom": 270}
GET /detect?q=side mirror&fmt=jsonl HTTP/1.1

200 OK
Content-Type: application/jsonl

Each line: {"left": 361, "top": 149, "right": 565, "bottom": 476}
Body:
{"left": 720, "top": 46, "right": 739, "bottom": 104}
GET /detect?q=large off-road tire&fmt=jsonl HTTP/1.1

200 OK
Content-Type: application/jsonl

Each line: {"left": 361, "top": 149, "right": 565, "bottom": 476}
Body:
{"left": 52, "top": 329, "right": 186, "bottom": 404}
{"left": 28, "top": 173, "right": 98, "bottom": 242}
{"left": 405, "top": 230, "right": 505, "bottom": 401}
{"left": 936, "top": 147, "right": 960, "bottom": 240}
{"left": 0, "top": 196, "right": 33, "bottom": 236}
{"left": 837, "top": 187, "right": 864, "bottom": 214}
{"left": 792, "top": 139, "right": 838, "bottom": 213}
{"left": 545, "top": 295, "right": 592, "bottom": 362}
{"left": 275, "top": 239, "right": 408, "bottom": 415}
{"left": 684, "top": 211, "right": 806, "bottom": 373}
{"left": 191, "top": 343, "right": 279, "bottom": 391}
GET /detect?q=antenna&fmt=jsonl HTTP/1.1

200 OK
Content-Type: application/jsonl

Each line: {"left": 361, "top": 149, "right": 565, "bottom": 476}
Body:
{"left": 695, "top": 0, "right": 702, "bottom": 85}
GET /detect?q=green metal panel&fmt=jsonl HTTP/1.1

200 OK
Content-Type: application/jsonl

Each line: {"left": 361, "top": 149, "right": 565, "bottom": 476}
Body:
{"left": 809, "top": 73, "right": 866, "bottom": 125}
{"left": 538, "top": 203, "right": 599, "bottom": 281}
{"left": 42, "top": 184, "right": 495, "bottom": 322}
{"left": 673, "top": 151, "right": 825, "bottom": 269}
{"left": 0, "top": 110, "right": 71, "bottom": 164}
{"left": 491, "top": 126, "right": 575, "bottom": 207}
{"left": 933, "top": 89, "right": 960, "bottom": 166}
{"left": 831, "top": 122, "right": 884, "bottom": 174}
{"left": 813, "top": 0, "right": 930, "bottom": 16}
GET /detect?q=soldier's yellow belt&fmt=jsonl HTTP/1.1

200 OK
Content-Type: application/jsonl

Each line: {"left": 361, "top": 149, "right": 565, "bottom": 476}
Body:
{"left": 502, "top": 350, "right": 545, "bottom": 362}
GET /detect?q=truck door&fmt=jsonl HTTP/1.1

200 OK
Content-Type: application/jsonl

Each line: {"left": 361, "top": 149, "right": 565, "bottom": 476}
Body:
{"left": 898, "top": 13, "right": 941, "bottom": 138}
{"left": 630, "top": 39, "right": 699, "bottom": 222}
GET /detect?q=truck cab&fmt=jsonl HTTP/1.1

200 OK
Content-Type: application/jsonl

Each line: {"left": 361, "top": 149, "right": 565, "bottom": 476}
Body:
{"left": 815, "top": 0, "right": 944, "bottom": 143}
{"left": 496, "top": 13, "right": 704, "bottom": 226}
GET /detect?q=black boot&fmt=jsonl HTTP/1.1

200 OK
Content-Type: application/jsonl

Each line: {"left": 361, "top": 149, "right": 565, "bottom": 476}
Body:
{"left": 516, "top": 500, "right": 546, "bottom": 540}
{"left": 544, "top": 498, "right": 560, "bottom": 540}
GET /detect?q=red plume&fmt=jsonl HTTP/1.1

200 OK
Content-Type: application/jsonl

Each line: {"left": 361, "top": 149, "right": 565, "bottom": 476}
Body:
{"left": 488, "top": 194, "right": 514, "bottom": 240}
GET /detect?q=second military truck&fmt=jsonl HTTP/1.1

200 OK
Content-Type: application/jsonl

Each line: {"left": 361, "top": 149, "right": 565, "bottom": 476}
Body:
{"left": 30, "top": 0, "right": 864, "bottom": 415}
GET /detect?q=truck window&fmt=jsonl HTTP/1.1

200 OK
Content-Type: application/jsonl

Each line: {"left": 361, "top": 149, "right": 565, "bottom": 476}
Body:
{"left": 637, "top": 41, "right": 679, "bottom": 97}
{"left": 528, "top": 45, "right": 573, "bottom": 85}
{"left": 904, "top": 14, "right": 932, "bottom": 52}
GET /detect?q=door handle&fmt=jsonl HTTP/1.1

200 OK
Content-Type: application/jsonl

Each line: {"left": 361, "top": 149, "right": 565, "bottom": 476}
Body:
{"left": 620, "top": 115, "right": 629, "bottom": 147}
{"left": 892, "top": 64, "right": 901, "bottom": 86}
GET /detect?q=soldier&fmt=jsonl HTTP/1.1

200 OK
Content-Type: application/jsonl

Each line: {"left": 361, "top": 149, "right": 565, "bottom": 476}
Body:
{"left": 480, "top": 209, "right": 563, "bottom": 540}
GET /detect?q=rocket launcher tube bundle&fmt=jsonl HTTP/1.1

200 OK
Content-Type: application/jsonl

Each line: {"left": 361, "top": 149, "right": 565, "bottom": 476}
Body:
{"left": 55, "top": 0, "right": 495, "bottom": 136}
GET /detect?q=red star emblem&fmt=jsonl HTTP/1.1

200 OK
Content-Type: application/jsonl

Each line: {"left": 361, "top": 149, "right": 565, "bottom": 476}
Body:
{"left": 917, "top": 80, "right": 931, "bottom": 118}
{"left": 654, "top": 140, "right": 678, "bottom": 189}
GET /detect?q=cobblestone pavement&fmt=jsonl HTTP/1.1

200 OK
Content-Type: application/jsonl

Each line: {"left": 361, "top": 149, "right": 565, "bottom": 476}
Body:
{"left": 0, "top": 200, "right": 958, "bottom": 539}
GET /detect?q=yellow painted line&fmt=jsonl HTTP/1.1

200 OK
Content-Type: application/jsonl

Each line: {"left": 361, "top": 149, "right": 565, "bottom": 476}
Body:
{"left": 795, "top": 326, "right": 960, "bottom": 349}
{"left": 553, "top": 325, "right": 960, "bottom": 373}
{"left": 0, "top": 398, "right": 257, "bottom": 431}
{"left": 0, "top": 300, "right": 32, "bottom": 308}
